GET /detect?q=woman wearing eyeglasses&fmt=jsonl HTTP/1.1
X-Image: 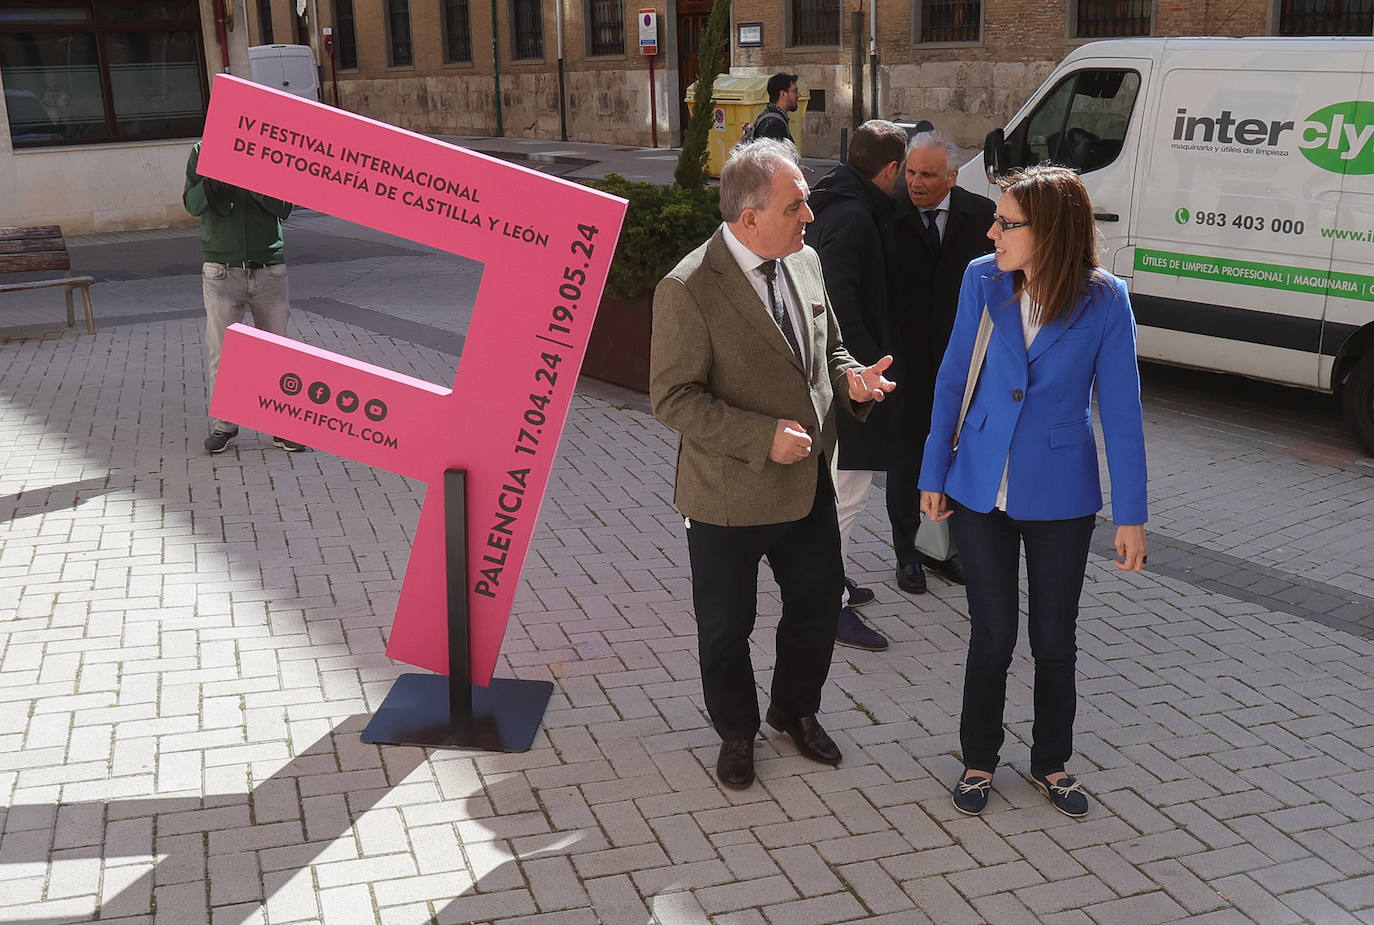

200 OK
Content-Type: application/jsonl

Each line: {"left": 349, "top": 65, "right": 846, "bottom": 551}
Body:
{"left": 918, "top": 165, "right": 1148, "bottom": 818}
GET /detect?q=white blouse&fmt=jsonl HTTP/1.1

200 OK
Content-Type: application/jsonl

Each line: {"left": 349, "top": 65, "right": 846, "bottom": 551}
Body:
{"left": 994, "top": 290, "right": 1044, "bottom": 511}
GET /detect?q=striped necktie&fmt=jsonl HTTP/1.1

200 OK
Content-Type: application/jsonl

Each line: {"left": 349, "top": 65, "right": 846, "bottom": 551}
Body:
{"left": 759, "top": 259, "right": 803, "bottom": 362}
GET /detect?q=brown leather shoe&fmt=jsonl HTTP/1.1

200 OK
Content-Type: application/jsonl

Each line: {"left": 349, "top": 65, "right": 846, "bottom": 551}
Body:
{"left": 716, "top": 739, "right": 755, "bottom": 789}
{"left": 765, "top": 705, "right": 842, "bottom": 766}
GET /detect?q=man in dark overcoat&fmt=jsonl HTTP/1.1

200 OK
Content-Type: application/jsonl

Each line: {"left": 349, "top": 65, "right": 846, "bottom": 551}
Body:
{"left": 888, "top": 130, "right": 996, "bottom": 591}
{"left": 804, "top": 120, "right": 908, "bottom": 650}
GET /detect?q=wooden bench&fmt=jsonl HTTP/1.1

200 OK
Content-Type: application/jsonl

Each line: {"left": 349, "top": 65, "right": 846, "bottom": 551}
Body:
{"left": 0, "top": 225, "right": 95, "bottom": 334}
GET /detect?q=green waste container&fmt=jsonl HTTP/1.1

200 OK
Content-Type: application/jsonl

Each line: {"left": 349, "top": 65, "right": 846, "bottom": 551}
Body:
{"left": 685, "top": 75, "right": 809, "bottom": 178}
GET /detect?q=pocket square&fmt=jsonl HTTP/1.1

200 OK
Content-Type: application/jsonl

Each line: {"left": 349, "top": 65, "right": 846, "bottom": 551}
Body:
{"left": 810, "top": 301, "right": 826, "bottom": 318}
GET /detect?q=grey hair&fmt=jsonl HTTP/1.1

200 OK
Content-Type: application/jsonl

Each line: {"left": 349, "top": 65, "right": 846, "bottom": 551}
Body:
{"left": 907, "top": 130, "right": 961, "bottom": 175}
{"left": 719, "top": 139, "right": 802, "bottom": 222}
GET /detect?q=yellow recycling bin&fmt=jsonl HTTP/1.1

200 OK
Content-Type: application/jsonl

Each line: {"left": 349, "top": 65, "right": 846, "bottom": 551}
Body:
{"left": 685, "top": 75, "right": 809, "bottom": 178}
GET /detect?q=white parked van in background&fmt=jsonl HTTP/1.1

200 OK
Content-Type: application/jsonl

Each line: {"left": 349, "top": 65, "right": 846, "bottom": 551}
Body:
{"left": 247, "top": 44, "right": 320, "bottom": 101}
{"left": 962, "top": 37, "right": 1374, "bottom": 454}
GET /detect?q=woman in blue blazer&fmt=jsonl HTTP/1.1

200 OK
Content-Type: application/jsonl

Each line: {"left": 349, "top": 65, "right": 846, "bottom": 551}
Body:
{"left": 919, "top": 166, "right": 1147, "bottom": 818}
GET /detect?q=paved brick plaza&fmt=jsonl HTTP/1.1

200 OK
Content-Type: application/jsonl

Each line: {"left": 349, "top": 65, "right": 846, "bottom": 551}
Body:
{"left": 2, "top": 198, "right": 1374, "bottom": 923}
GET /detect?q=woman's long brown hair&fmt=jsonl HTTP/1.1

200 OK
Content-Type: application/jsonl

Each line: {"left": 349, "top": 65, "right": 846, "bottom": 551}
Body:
{"left": 997, "top": 165, "right": 1103, "bottom": 326}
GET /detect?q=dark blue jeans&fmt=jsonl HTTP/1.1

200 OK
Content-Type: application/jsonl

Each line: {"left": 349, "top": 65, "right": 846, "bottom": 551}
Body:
{"left": 948, "top": 499, "right": 1095, "bottom": 777}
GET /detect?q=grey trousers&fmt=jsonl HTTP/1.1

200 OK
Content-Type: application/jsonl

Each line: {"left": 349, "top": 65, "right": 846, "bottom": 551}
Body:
{"left": 203, "top": 262, "right": 289, "bottom": 434}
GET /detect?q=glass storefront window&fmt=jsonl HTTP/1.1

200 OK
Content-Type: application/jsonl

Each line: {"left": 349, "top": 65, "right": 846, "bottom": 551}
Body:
{"left": 100, "top": 3, "right": 196, "bottom": 22}
{"left": 0, "top": 33, "right": 105, "bottom": 143}
{"left": 106, "top": 30, "right": 202, "bottom": 136}
{"left": 0, "top": 0, "right": 207, "bottom": 147}
{"left": 0, "top": 6, "right": 92, "bottom": 25}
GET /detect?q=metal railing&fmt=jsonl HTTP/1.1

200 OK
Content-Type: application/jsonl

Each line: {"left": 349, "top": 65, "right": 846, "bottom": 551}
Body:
{"left": 791, "top": 0, "right": 839, "bottom": 45}
{"left": 921, "top": 0, "right": 980, "bottom": 42}
{"left": 443, "top": 0, "right": 473, "bottom": 62}
{"left": 589, "top": 0, "right": 625, "bottom": 55}
{"left": 1279, "top": 0, "right": 1374, "bottom": 35}
{"left": 386, "top": 0, "right": 412, "bottom": 66}
{"left": 513, "top": 0, "right": 544, "bottom": 58}
{"left": 1075, "top": 0, "right": 1150, "bottom": 37}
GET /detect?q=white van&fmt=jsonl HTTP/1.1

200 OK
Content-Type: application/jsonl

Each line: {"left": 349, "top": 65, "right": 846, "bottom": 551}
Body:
{"left": 247, "top": 44, "right": 320, "bottom": 101}
{"left": 961, "top": 37, "right": 1374, "bottom": 454}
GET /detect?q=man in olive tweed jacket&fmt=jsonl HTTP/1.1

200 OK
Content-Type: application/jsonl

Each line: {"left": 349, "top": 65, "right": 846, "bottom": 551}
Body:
{"left": 650, "top": 139, "right": 895, "bottom": 789}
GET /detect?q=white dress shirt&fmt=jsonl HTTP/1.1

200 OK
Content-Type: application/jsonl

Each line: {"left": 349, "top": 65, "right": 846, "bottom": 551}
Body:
{"left": 720, "top": 222, "right": 809, "bottom": 367}
{"left": 994, "top": 289, "right": 1044, "bottom": 511}
{"left": 921, "top": 191, "right": 952, "bottom": 240}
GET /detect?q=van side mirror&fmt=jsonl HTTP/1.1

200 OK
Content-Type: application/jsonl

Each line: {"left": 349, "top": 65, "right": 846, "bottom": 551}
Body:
{"left": 984, "top": 128, "right": 1008, "bottom": 181}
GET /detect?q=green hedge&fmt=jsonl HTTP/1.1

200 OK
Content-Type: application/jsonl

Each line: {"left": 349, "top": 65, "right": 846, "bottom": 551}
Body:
{"left": 588, "top": 174, "right": 721, "bottom": 301}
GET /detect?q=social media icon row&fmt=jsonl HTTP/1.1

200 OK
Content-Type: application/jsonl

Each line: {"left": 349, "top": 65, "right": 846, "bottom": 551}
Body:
{"left": 280, "top": 372, "right": 388, "bottom": 421}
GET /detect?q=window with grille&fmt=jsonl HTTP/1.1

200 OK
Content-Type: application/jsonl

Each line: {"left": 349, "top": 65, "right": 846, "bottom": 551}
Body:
{"left": 588, "top": 0, "right": 624, "bottom": 55}
{"left": 443, "top": 0, "right": 472, "bottom": 62}
{"left": 386, "top": 0, "right": 411, "bottom": 65}
{"left": 919, "top": 0, "right": 979, "bottom": 41}
{"left": 791, "top": 0, "right": 839, "bottom": 45}
{"left": 1075, "top": 0, "right": 1150, "bottom": 38}
{"left": 333, "top": 0, "right": 357, "bottom": 68}
{"left": 258, "top": 0, "right": 274, "bottom": 42}
{"left": 1279, "top": 0, "right": 1373, "bottom": 34}
{"left": 512, "top": 0, "right": 543, "bottom": 58}
{"left": 0, "top": 0, "right": 208, "bottom": 148}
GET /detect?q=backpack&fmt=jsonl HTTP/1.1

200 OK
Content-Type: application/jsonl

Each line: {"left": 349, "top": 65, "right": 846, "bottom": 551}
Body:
{"left": 741, "top": 107, "right": 788, "bottom": 144}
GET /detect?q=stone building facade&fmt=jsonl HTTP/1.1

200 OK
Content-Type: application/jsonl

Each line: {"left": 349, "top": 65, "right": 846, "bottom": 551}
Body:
{"left": 254, "top": 0, "right": 676, "bottom": 146}
{"left": 0, "top": 0, "right": 1358, "bottom": 234}
{"left": 268, "top": 0, "right": 1344, "bottom": 159}
{"left": 732, "top": 0, "right": 1273, "bottom": 151}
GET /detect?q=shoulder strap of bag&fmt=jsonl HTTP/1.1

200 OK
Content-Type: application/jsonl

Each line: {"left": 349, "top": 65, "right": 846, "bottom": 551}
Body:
{"left": 755, "top": 107, "right": 785, "bottom": 133}
{"left": 952, "top": 305, "right": 994, "bottom": 452}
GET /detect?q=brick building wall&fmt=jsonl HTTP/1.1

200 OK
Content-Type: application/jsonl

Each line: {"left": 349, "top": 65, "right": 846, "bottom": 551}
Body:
{"left": 248, "top": 0, "right": 1314, "bottom": 157}
{"left": 731, "top": 0, "right": 1278, "bottom": 155}
{"left": 255, "top": 0, "right": 670, "bottom": 145}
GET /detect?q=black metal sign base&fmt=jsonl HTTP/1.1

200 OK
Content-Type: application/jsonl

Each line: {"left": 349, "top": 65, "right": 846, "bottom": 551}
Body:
{"left": 362, "top": 469, "right": 552, "bottom": 753}
{"left": 361, "top": 673, "right": 553, "bottom": 752}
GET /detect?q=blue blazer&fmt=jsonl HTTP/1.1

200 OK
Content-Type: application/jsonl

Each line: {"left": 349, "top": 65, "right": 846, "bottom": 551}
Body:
{"left": 918, "top": 255, "right": 1148, "bottom": 525}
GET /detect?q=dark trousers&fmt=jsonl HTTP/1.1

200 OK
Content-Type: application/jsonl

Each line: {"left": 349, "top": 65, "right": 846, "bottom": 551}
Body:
{"left": 948, "top": 499, "right": 1095, "bottom": 777}
{"left": 686, "top": 465, "right": 843, "bottom": 741}
{"left": 887, "top": 448, "right": 921, "bottom": 568}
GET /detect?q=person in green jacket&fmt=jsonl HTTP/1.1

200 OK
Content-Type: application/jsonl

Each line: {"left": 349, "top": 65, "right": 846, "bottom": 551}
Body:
{"left": 184, "top": 141, "right": 305, "bottom": 454}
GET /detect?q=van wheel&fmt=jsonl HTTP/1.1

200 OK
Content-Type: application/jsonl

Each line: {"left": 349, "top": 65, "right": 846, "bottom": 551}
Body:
{"left": 1343, "top": 352, "right": 1374, "bottom": 456}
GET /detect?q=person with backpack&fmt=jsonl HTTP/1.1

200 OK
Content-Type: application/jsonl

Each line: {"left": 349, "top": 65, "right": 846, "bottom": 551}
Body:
{"left": 749, "top": 73, "right": 799, "bottom": 144}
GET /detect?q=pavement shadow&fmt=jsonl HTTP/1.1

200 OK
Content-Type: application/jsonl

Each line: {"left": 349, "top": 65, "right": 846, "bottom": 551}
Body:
{"left": 0, "top": 712, "right": 598, "bottom": 923}
{"left": 0, "top": 478, "right": 120, "bottom": 525}
{"left": 0, "top": 716, "right": 429, "bottom": 925}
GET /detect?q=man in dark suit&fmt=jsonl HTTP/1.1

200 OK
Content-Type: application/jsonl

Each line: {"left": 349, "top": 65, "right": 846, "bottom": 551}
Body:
{"left": 803, "top": 120, "right": 907, "bottom": 652}
{"left": 651, "top": 139, "right": 895, "bottom": 790}
{"left": 888, "top": 130, "right": 995, "bottom": 592}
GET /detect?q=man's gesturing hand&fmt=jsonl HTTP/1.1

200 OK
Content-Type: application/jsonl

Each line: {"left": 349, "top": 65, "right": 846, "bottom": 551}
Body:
{"left": 769, "top": 419, "right": 813, "bottom": 464}
{"left": 847, "top": 355, "right": 897, "bottom": 403}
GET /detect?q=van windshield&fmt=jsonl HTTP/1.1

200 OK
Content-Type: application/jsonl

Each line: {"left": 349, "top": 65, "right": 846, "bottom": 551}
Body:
{"left": 1016, "top": 69, "right": 1141, "bottom": 173}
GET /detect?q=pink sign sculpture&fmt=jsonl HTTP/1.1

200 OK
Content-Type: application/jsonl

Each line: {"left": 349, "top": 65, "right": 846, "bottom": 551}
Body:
{"left": 198, "top": 75, "right": 627, "bottom": 691}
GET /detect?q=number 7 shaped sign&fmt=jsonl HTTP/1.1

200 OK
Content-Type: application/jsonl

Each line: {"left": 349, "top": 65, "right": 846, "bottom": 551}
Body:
{"left": 197, "top": 75, "right": 627, "bottom": 689}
